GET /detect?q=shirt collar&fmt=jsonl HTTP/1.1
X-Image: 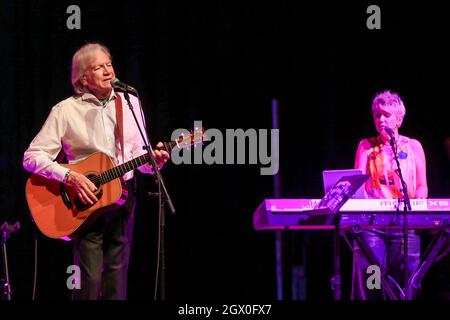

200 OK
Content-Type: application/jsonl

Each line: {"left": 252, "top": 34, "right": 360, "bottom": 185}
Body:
{"left": 80, "top": 90, "right": 117, "bottom": 106}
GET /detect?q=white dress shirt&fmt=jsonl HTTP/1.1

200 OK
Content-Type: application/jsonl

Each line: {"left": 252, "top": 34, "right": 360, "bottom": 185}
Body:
{"left": 23, "top": 90, "right": 153, "bottom": 182}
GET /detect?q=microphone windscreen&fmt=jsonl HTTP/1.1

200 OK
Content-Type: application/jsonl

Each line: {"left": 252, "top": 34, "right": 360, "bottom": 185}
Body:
{"left": 384, "top": 127, "right": 394, "bottom": 136}
{"left": 111, "top": 78, "right": 120, "bottom": 86}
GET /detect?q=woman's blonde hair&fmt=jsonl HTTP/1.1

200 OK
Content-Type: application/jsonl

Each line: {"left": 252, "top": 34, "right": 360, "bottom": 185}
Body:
{"left": 71, "top": 43, "right": 112, "bottom": 94}
{"left": 371, "top": 90, "right": 406, "bottom": 128}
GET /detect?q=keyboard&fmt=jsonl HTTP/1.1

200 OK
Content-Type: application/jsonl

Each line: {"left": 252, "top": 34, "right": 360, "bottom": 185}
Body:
{"left": 254, "top": 198, "right": 450, "bottom": 230}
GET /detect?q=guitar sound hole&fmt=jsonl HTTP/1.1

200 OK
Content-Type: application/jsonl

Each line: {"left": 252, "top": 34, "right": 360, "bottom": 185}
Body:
{"left": 74, "top": 174, "right": 103, "bottom": 211}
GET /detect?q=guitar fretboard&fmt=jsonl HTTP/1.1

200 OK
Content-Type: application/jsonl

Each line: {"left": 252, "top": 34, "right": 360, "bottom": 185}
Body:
{"left": 96, "top": 140, "right": 178, "bottom": 185}
{"left": 98, "top": 153, "right": 149, "bottom": 184}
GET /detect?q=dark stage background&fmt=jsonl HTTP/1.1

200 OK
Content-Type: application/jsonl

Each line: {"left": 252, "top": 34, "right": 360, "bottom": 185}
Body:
{"left": 0, "top": 0, "right": 449, "bottom": 301}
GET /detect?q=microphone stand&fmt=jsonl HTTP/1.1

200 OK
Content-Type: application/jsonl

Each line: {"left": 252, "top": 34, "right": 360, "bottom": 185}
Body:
{"left": 122, "top": 91, "right": 175, "bottom": 301}
{"left": 388, "top": 134, "right": 411, "bottom": 299}
{"left": 1, "top": 221, "right": 20, "bottom": 300}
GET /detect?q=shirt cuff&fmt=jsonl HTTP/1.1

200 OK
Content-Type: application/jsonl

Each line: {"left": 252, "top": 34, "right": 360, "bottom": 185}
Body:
{"left": 52, "top": 166, "right": 70, "bottom": 183}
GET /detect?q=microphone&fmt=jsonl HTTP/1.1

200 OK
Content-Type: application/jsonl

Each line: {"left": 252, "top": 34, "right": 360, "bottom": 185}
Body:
{"left": 384, "top": 126, "right": 395, "bottom": 141}
{"left": 110, "top": 78, "right": 138, "bottom": 95}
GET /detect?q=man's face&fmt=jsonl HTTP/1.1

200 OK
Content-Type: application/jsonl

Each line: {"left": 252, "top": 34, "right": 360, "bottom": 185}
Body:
{"left": 81, "top": 50, "right": 115, "bottom": 98}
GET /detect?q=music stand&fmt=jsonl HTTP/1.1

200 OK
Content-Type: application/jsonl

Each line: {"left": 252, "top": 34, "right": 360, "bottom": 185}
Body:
{"left": 315, "top": 173, "right": 370, "bottom": 215}
{"left": 312, "top": 173, "right": 370, "bottom": 300}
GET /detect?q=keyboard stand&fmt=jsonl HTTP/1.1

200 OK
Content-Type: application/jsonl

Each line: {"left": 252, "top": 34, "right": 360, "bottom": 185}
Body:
{"left": 330, "top": 212, "right": 342, "bottom": 300}
{"left": 342, "top": 227, "right": 400, "bottom": 300}
{"left": 343, "top": 226, "right": 450, "bottom": 300}
{"left": 405, "top": 228, "right": 450, "bottom": 299}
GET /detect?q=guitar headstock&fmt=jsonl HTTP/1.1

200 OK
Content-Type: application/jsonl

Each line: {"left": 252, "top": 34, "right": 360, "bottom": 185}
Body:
{"left": 175, "top": 127, "right": 208, "bottom": 149}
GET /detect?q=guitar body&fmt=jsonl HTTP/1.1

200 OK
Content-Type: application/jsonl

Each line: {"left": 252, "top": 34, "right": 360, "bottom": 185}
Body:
{"left": 25, "top": 152, "right": 128, "bottom": 240}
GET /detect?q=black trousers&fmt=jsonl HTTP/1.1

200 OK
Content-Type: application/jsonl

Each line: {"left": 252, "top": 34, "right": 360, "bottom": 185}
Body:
{"left": 72, "top": 178, "right": 136, "bottom": 300}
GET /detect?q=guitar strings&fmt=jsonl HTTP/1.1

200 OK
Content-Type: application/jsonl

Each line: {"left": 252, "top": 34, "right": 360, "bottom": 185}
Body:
{"left": 85, "top": 135, "right": 201, "bottom": 186}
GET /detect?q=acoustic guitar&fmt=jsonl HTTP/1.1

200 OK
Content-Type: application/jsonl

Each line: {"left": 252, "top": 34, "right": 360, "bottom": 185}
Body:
{"left": 25, "top": 129, "right": 205, "bottom": 240}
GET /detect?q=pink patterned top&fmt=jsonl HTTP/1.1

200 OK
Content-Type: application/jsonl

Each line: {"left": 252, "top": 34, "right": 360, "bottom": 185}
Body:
{"left": 364, "top": 135, "right": 417, "bottom": 199}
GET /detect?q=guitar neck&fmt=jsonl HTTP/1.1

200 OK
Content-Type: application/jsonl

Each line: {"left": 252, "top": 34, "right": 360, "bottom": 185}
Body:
{"left": 96, "top": 127, "right": 205, "bottom": 185}
{"left": 98, "top": 141, "right": 177, "bottom": 184}
{"left": 99, "top": 153, "right": 149, "bottom": 184}
{"left": 163, "top": 141, "right": 177, "bottom": 153}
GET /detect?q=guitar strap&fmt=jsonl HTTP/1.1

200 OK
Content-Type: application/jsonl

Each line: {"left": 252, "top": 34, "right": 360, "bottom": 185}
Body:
{"left": 115, "top": 93, "right": 137, "bottom": 189}
{"left": 114, "top": 92, "right": 125, "bottom": 162}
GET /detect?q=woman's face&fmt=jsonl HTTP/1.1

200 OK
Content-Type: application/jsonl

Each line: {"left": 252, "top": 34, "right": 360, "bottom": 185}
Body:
{"left": 372, "top": 105, "right": 399, "bottom": 136}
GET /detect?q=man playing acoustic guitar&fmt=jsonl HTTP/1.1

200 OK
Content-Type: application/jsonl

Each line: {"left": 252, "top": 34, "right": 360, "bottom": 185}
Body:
{"left": 23, "top": 43, "right": 170, "bottom": 300}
